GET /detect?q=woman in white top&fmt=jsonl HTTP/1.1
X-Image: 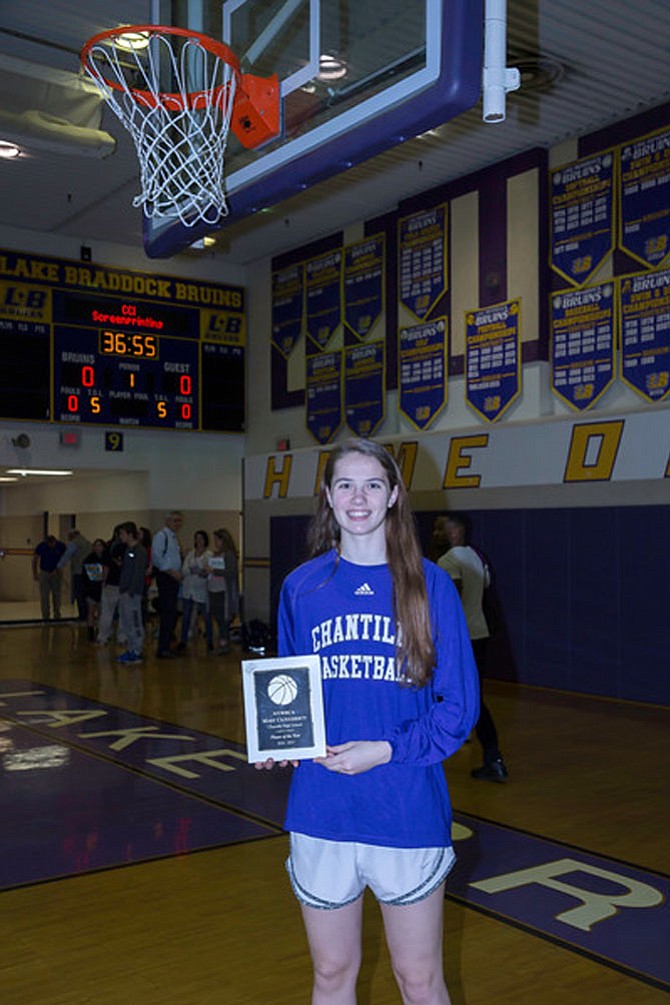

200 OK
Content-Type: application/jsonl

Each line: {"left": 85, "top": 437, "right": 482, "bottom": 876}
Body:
{"left": 176, "top": 530, "right": 213, "bottom": 651}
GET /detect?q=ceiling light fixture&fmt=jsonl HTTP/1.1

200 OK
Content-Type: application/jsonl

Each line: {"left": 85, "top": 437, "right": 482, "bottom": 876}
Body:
{"left": 114, "top": 29, "right": 150, "bottom": 52}
{"left": 317, "top": 53, "right": 348, "bottom": 82}
{"left": 0, "top": 477, "right": 19, "bottom": 483}
{"left": 6, "top": 469, "right": 74, "bottom": 477}
{"left": 0, "top": 140, "right": 21, "bottom": 160}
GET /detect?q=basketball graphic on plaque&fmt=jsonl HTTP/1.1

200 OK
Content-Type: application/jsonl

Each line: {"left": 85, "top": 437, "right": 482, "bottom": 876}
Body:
{"left": 241, "top": 655, "right": 326, "bottom": 763}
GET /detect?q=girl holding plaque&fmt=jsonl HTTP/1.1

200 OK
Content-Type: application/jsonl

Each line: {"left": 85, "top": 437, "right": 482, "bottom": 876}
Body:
{"left": 260, "top": 437, "right": 479, "bottom": 1005}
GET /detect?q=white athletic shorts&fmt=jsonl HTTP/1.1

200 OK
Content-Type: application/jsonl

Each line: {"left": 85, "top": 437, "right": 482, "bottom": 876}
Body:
{"left": 287, "top": 832, "right": 456, "bottom": 910}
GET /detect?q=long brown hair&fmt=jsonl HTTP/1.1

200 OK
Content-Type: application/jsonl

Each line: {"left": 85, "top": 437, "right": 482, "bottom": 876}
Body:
{"left": 213, "top": 528, "right": 237, "bottom": 556}
{"left": 308, "top": 438, "right": 435, "bottom": 687}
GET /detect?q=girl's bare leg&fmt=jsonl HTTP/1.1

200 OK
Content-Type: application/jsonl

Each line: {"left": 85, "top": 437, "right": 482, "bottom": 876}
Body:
{"left": 380, "top": 883, "right": 451, "bottom": 1005}
{"left": 300, "top": 897, "right": 364, "bottom": 1005}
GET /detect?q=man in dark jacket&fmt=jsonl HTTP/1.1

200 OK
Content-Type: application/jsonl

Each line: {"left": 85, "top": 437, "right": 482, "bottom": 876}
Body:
{"left": 32, "top": 534, "right": 66, "bottom": 619}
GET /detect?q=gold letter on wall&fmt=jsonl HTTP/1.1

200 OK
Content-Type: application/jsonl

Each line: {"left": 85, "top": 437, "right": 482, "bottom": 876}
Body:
{"left": 385, "top": 442, "right": 418, "bottom": 489}
{"left": 564, "top": 421, "right": 624, "bottom": 482}
{"left": 443, "top": 435, "right": 489, "bottom": 489}
{"left": 263, "top": 454, "right": 293, "bottom": 498}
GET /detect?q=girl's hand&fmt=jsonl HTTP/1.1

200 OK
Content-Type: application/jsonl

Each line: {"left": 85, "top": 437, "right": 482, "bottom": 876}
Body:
{"left": 314, "top": 741, "right": 392, "bottom": 776}
{"left": 254, "top": 757, "right": 299, "bottom": 770}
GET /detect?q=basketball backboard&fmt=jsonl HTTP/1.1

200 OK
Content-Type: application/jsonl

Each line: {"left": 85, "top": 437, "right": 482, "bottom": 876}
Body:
{"left": 144, "top": 0, "right": 482, "bottom": 256}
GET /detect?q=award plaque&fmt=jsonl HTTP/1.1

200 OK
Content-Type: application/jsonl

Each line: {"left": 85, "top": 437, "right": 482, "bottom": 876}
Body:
{"left": 241, "top": 654, "right": 326, "bottom": 763}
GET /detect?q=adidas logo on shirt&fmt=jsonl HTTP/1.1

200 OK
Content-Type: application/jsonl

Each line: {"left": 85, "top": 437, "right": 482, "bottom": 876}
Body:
{"left": 354, "top": 582, "right": 375, "bottom": 596}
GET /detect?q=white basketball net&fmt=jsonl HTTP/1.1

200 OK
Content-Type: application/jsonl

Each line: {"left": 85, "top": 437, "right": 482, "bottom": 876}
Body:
{"left": 83, "top": 32, "right": 237, "bottom": 226}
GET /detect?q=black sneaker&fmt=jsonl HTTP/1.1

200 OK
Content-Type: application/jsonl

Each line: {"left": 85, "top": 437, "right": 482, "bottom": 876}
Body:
{"left": 156, "top": 649, "right": 178, "bottom": 659}
{"left": 471, "top": 758, "right": 508, "bottom": 782}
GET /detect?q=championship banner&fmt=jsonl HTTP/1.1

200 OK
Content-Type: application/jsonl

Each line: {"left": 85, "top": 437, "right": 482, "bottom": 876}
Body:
{"left": 398, "top": 204, "right": 448, "bottom": 320}
{"left": 398, "top": 318, "right": 447, "bottom": 430}
{"left": 305, "top": 249, "right": 342, "bottom": 350}
{"left": 343, "top": 235, "right": 385, "bottom": 340}
{"left": 550, "top": 152, "right": 614, "bottom": 286}
{"left": 620, "top": 268, "right": 670, "bottom": 402}
{"left": 551, "top": 284, "right": 616, "bottom": 411}
{"left": 305, "top": 350, "right": 343, "bottom": 444}
{"left": 465, "top": 300, "right": 521, "bottom": 422}
{"left": 271, "top": 264, "right": 304, "bottom": 357}
{"left": 620, "top": 127, "right": 670, "bottom": 268}
{"left": 344, "top": 340, "right": 385, "bottom": 437}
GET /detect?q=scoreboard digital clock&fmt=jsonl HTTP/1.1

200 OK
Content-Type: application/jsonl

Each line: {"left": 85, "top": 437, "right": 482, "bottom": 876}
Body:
{"left": 99, "top": 331, "right": 159, "bottom": 359}
{"left": 0, "top": 250, "right": 246, "bottom": 432}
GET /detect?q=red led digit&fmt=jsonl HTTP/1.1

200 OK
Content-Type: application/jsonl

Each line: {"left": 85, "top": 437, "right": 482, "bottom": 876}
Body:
{"left": 180, "top": 374, "right": 192, "bottom": 395}
{"left": 67, "top": 394, "right": 79, "bottom": 413}
{"left": 81, "top": 365, "right": 95, "bottom": 387}
{"left": 181, "top": 403, "right": 192, "bottom": 420}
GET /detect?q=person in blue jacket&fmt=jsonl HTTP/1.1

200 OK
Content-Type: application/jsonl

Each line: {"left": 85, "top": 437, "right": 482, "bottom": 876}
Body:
{"left": 260, "top": 437, "right": 479, "bottom": 1005}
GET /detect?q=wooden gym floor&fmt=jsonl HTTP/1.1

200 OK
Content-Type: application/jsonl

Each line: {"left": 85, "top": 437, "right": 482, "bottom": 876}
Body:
{"left": 0, "top": 621, "right": 668, "bottom": 1004}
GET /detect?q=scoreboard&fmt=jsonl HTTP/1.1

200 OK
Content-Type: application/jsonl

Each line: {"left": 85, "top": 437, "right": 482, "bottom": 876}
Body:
{"left": 0, "top": 250, "right": 245, "bottom": 432}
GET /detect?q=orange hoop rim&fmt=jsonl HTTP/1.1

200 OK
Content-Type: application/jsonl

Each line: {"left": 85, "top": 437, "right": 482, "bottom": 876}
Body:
{"left": 81, "top": 24, "right": 242, "bottom": 110}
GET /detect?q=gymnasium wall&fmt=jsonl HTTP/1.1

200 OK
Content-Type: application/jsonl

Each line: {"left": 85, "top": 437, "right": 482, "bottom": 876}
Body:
{"left": 267, "top": 502, "right": 669, "bottom": 706}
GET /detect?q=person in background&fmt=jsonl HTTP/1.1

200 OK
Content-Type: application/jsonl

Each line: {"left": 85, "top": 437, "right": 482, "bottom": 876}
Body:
{"left": 96, "top": 525, "right": 126, "bottom": 646}
{"left": 259, "top": 438, "right": 479, "bottom": 1005}
{"left": 176, "top": 530, "right": 213, "bottom": 652}
{"left": 206, "top": 528, "right": 238, "bottom": 654}
{"left": 434, "top": 512, "right": 509, "bottom": 783}
{"left": 138, "top": 527, "right": 153, "bottom": 624}
{"left": 152, "top": 511, "right": 184, "bottom": 659}
{"left": 82, "top": 538, "right": 106, "bottom": 641}
{"left": 32, "top": 534, "right": 66, "bottom": 620}
{"left": 116, "top": 521, "right": 147, "bottom": 665}
{"left": 57, "top": 528, "right": 92, "bottom": 621}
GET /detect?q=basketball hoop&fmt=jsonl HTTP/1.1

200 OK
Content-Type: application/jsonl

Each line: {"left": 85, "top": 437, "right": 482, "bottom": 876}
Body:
{"left": 81, "top": 25, "right": 280, "bottom": 227}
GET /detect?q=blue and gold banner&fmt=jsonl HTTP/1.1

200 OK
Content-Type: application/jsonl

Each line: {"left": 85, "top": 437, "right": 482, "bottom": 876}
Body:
{"left": 343, "top": 235, "right": 385, "bottom": 340}
{"left": 550, "top": 152, "right": 614, "bottom": 286}
{"left": 271, "top": 264, "right": 303, "bottom": 357}
{"left": 551, "top": 284, "right": 616, "bottom": 411}
{"left": 344, "top": 340, "right": 385, "bottom": 437}
{"left": 305, "top": 250, "right": 342, "bottom": 350}
{"left": 398, "top": 205, "right": 448, "bottom": 320}
{"left": 620, "top": 127, "right": 670, "bottom": 268}
{"left": 398, "top": 318, "right": 447, "bottom": 429}
{"left": 465, "top": 300, "right": 521, "bottom": 422}
{"left": 620, "top": 268, "right": 670, "bottom": 402}
{"left": 306, "top": 350, "right": 342, "bottom": 444}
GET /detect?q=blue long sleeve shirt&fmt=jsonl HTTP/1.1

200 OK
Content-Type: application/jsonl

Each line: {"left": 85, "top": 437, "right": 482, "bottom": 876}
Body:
{"left": 278, "top": 551, "right": 479, "bottom": 848}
